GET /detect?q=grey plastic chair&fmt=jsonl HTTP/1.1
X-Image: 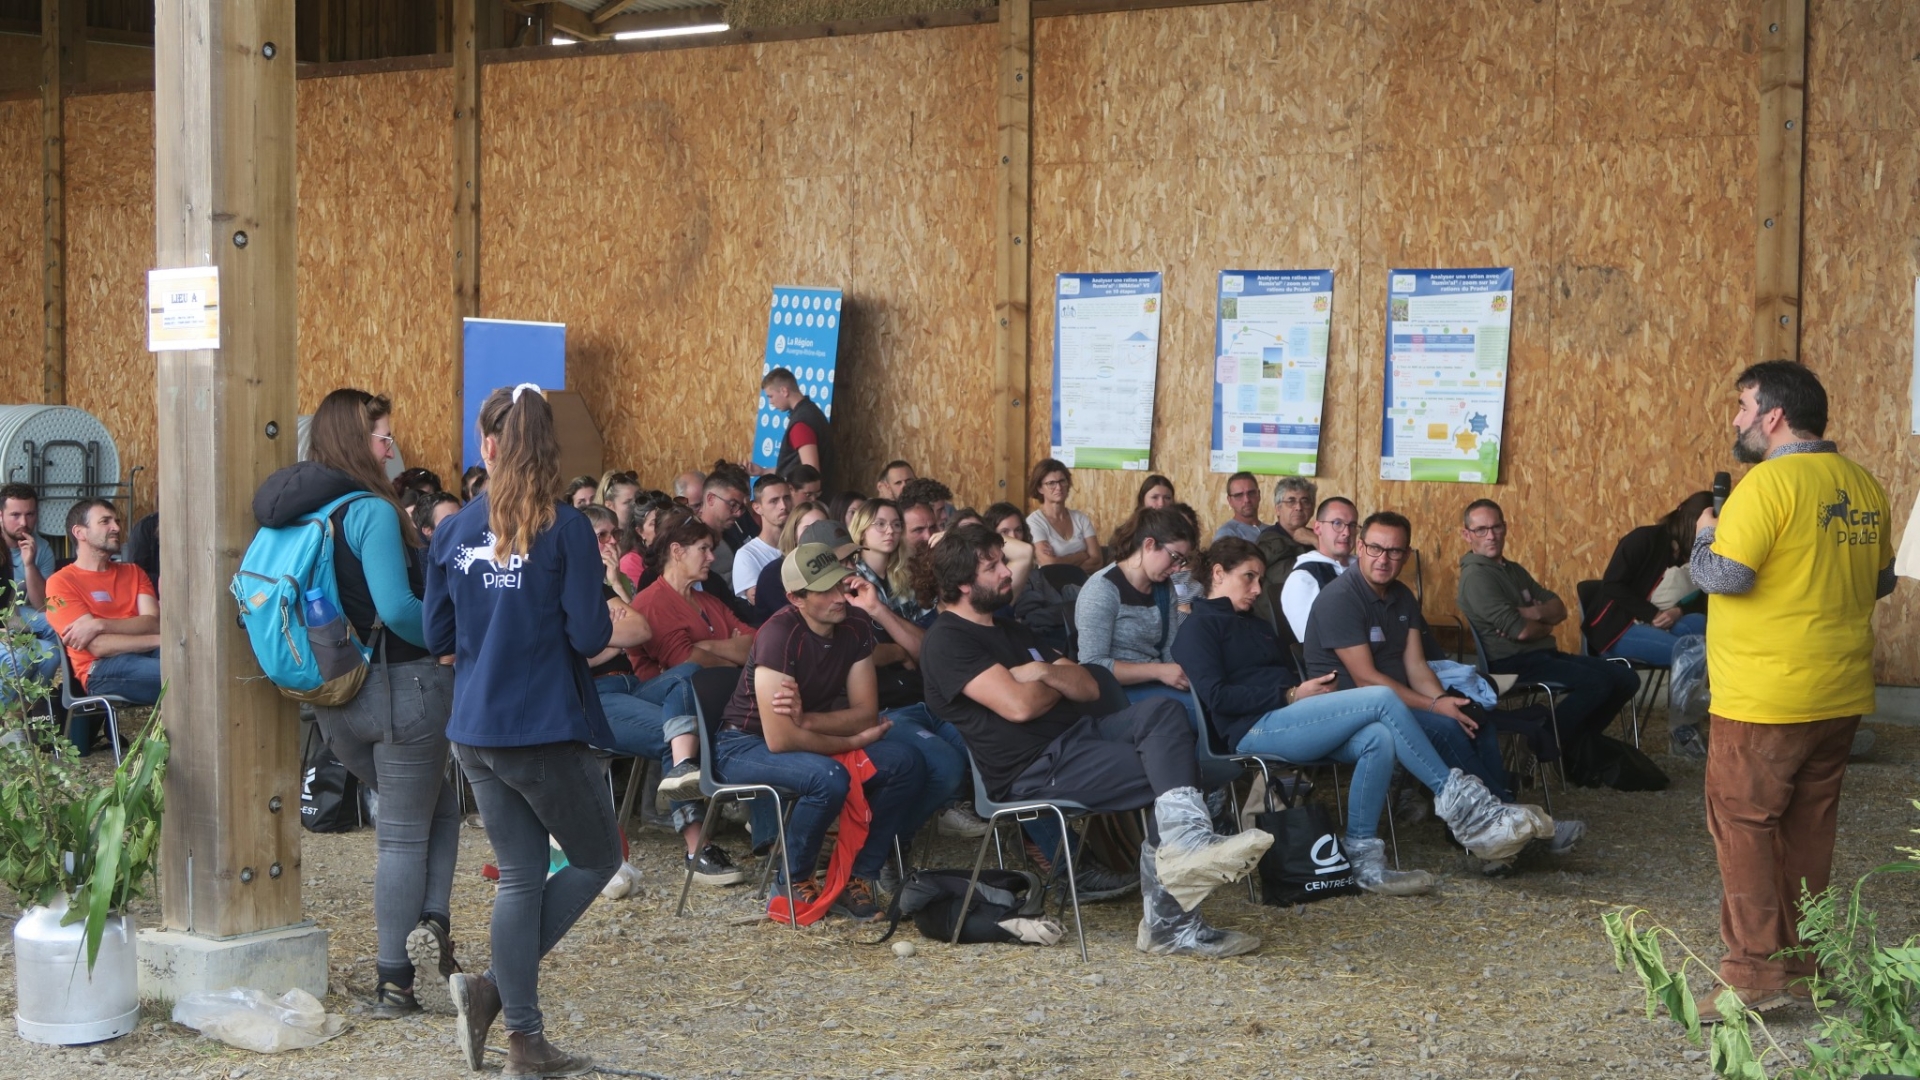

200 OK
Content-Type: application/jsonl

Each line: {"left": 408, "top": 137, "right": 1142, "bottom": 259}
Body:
{"left": 60, "top": 650, "right": 127, "bottom": 767}
{"left": 956, "top": 748, "right": 1093, "bottom": 961}
{"left": 673, "top": 666, "right": 802, "bottom": 928}
{"left": 1464, "top": 619, "right": 1568, "bottom": 809}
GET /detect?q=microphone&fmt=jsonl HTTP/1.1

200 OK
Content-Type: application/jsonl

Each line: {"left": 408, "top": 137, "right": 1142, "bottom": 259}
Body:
{"left": 1711, "top": 471, "right": 1731, "bottom": 518}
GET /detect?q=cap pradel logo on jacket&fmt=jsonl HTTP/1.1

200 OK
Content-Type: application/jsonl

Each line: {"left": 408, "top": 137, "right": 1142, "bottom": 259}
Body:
{"left": 454, "top": 532, "right": 526, "bottom": 589}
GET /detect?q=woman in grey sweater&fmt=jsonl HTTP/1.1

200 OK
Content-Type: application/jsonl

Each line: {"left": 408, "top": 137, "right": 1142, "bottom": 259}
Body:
{"left": 1073, "top": 508, "right": 1196, "bottom": 711}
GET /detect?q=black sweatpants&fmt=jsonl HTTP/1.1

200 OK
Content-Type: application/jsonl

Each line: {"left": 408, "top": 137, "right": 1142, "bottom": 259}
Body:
{"left": 1007, "top": 698, "right": 1201, "bottom": 820}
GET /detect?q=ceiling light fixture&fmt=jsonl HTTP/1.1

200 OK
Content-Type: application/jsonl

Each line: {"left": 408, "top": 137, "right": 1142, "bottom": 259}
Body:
{"left": 612, "top": 23, "right": 730, "bottom": 41}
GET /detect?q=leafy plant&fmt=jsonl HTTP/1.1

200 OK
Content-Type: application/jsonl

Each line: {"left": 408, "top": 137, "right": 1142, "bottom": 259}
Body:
{"left": 0, "top": 616, "right": 168, "bottom": 971}
{"left": 1604, "top": 801, "right": 1920, "bottom": 1079}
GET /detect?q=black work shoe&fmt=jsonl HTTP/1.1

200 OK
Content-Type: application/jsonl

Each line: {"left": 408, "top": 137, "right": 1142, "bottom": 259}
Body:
{"left": 688, "top": 844, "right": 747, "bottom": 887}
{"left": 450, "top": 972, "right": 501, "bottom": 1071}
{"left": 830, "top": 876, "right": 886, "bottom": 922}
{"left": 1023, "top": 838, "right": 1139, "bottom": 902}
{"left": 405, "top": 918, "right": 460, "bottom": 1013}
{"left": 367, "top": 982, "right": 421, "bottom": 1020}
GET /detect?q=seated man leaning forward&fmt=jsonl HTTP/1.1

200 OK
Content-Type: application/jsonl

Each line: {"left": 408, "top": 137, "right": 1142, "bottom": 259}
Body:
{"left": 711, "top": 542, "right": 927, "bottom": 923}
{"left": 918, "top": 523, "right": 1272, "bottom": 959}
{"left": 47, "top": 499, "right": 161, "bottom": 741}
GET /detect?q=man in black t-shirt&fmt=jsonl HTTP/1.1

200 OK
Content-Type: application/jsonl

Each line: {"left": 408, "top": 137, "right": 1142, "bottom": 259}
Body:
{"left": 711, "top": 542, "right": 926, "bottom": 922}
{"left": 920, "top": 525, "right": 1273, "bottom": 959}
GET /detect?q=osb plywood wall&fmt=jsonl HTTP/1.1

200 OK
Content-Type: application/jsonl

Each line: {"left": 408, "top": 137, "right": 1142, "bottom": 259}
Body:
{"left": 296, "top": 68, "right": 457, "bottom": 487}
{"left": 1801, "top": 0, "right": 1920, "bottom": 682}
{"left": 64, "top": 91, "right": 157, "bottom": 518}
{"left": 1029, "top": 1, "right": 1858, "bottom": 667}
{"left": 0, "top": 99, "right": 41, "bottom": 408}
{"left": 482, "top": 25, "right": 997, "bottom": 498}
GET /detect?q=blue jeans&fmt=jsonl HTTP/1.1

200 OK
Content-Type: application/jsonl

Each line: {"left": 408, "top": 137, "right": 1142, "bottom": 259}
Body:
{"left": 1232, "top": 686, "right": 1451, "bottom": 841}
{"left": 313, "top": 659, "right": 458, "bottom": 981}
{"left": 454, "top": 740, "right": 620, "bottom": 1036}
{"left": 83, "top": 648, "right": 162, "bottom": 704}
{"left": 712, "top": 729, "right": 926, "bottom": 888}
{"left": 879, "top": 703, "right": 967, "bottom": 843}
{"left": 593, "top": 665, "right": 700, "bottom": 833}
{"left": 1604, "top": 614, "right": 1706, "bottom": 667}
{"left": 1413, "top": 707, "right": 1512, "bottom": 802}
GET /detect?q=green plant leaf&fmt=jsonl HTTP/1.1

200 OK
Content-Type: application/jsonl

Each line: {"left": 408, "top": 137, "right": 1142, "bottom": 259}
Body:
{"left": 80, "top": 803, "right": 124, "bottom": 972}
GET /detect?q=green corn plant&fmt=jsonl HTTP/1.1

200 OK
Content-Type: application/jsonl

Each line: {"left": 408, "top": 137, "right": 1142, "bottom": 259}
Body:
{"left": 1604, "top": 798, "right": 1920, "bottom": 1080}
{"left": 0, "top": 611, "right": 169, "bottom": 972}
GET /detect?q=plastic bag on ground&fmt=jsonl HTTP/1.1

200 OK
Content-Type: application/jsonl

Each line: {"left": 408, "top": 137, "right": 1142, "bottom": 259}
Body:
{"left": 172, "top": 988, "right": 348, "bottom": 1053}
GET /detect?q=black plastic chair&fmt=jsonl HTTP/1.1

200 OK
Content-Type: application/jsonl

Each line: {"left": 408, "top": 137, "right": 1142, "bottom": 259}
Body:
{"left": 674, "top": 666, "right": 803, "bottom": 927}
{"left": 1038, "top": 563, "right": 1089, "bottom": 593}
{"left": 956, "top": 748, "right": 1093, "bottom": 961}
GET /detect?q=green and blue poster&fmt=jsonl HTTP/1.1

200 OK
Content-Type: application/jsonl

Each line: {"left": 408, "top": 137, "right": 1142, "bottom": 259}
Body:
{"left": 1211, "top": 270, "right": 1333, "bottom": 476}
{"left": 1380, "top": 268, "right": 1513, "bottom": 483}
{"left": 1051, "top": 272, "right": 1162, "bottom": 471}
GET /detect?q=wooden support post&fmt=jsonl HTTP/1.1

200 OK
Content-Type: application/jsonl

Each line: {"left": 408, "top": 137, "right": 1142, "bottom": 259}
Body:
{"left": 41, "top": 0, "right": 84, "bottom": 406}
{"left": 993, "top": 0, "right": 1033, "bottom": 504}
{"left": 153, "top": 0, "right": 303, "bottom": 938}
{"left": 453, "top": 0, "right": 482, "bottom": 461}
{"left": 1754, "top": 0, "right": 1807, "bottom": 365}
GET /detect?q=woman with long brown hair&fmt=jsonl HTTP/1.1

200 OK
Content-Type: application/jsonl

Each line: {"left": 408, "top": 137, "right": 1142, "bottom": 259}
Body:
{"left": 1581, "top": 491, "right": 1712, "bottom": 665}
{"left": 251, "top": 388, "right": 457, "bottom": 1020}
{"left": 425, "top": 384, "right": 649, "bottom": 1077}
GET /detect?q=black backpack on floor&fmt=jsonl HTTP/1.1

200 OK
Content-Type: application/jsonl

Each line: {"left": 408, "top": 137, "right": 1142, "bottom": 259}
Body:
{"left": 875, "top": 869, "right": 1045, "bottom": 944}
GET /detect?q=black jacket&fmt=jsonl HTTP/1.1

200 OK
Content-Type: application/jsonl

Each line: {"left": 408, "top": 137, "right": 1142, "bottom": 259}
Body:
{"left": 1578, "top": 523, "right": 1679, "bottom": 654}
{"left": 776, "top": 395, "right": 835, "bottom": 488}
{"left": 1170, "top": 595, "right": 1300, "bottom": 753}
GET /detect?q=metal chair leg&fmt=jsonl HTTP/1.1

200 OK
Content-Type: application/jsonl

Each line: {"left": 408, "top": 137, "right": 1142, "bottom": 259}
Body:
{"left": 616, "top": 757, "right": 648, "bottom": 831}
{"left": 1048, "top": 806, "right": 1087, "bottom": 962}
{"left": 676, "top": 798, "right": 724, "bottom": 917}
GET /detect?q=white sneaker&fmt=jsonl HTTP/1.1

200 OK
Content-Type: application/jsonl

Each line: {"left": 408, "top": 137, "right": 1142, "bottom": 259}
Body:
{"left": 936, "top": 804, "right": 992, "bottom": 838}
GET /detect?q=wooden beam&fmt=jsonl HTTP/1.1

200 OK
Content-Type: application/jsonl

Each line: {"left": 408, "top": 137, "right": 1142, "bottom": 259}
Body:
{"left": 601, "top": 6, "right": 728, "bottom": 36}
{"left": 590, "top": 0, "right": 638, "bottom": 24}
{"left": 993, "top": 0, "right": 1032, "bottom": 504}
{"left": 1754, "top": 0, "right": 1807, "bottom": 364}
{"left": 153, "top": 0, "right": 302, "bottom": 937}
{"left": 454, "top": 0, "right": 481, "bottom": 464}
{"left": 42, "top": 0, "right": 84, "bottom": 407}
{"left": 544, "top": 3, "right": 605, "bottom": 42}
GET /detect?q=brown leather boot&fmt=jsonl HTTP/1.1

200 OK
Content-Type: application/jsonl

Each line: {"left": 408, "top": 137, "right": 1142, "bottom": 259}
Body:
{"left": 449, "top": 972, "right": 500, "bottom": 1071}
{"left": 504, "top": 1030, "right": 594, "bottom": 1077}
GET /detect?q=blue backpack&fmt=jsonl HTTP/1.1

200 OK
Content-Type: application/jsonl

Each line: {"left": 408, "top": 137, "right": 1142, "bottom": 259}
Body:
{"left": 230, "top": 492, "right": 377, "bottom": 706}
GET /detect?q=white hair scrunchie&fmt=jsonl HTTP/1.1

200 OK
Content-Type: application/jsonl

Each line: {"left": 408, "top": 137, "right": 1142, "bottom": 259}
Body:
{"left": 511, "top": 382, "right": 543, "bottom": 404}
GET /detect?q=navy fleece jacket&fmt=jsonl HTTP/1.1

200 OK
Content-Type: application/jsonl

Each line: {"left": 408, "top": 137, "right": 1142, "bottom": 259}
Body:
{"left": 424, "top": 494, "right": 613, "bottom": 748}
{"left": 1170, "top": 595, "right": 1301, "bottom": 752}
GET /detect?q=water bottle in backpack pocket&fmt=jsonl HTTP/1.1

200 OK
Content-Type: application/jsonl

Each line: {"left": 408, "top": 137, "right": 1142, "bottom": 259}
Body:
{"left": 231, "top": 492, "right": 374, "bottom": 707}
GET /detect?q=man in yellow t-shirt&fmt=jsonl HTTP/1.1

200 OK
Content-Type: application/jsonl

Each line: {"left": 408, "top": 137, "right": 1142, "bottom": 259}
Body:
{"left": 1689, "top": 361, "right": 1896, "bottom": 1022}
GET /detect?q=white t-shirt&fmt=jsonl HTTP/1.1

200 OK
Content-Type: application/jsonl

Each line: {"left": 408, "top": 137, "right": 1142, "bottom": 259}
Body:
{"left": 1282, "top": 551, "right": 1353, "bottom": 642}
{"left": 1027, "top": 508, "right": 1096, "bottom": 558}
{"left": 732, "top": 537, "right": 782, "bottom": 598}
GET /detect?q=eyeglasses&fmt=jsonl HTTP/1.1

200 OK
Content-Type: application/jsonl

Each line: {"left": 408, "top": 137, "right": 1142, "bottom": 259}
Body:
{"left": 1227, "top": 489, "right": 1259, "bottom": 501}
{"left": 1359, "top": 542, "right": 1411, "bottom": 561}
{"left": 1278, "top": 497, "right": 1313, "bottom": 508}
{"left": 708, "top": 493, "right": 747, "bottom": 514}
{"left": 1465, "top": 523, "right": 1508, "bottom": 537}
{"left": 607, "top": 470, "right": 638, "bottom": 486}
{"left": 869, "top": 518, "right": 902, "bottom": 532}
{"left": 1040, "top": 478, "right": 1071, "bottom": 489}
{"left": 1316, "top": 518, "right": 1357, "bottom": 532}
{"left": 372, "top": 433, "right": 395, "bottom": 446}
{"left": 1160, "top": 547, "right": 1191, "bottom": 568}
{"left": 593, "top": 529, "right": 616, "bottom": 541}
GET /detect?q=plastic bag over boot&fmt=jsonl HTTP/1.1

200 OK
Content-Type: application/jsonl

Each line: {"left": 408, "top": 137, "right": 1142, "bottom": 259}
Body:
{"left": 1135, "top": 842, "right": 1259, "bottom": 959}
{"left": 1151, "top": 786, "right": 1272, "bottom": 911}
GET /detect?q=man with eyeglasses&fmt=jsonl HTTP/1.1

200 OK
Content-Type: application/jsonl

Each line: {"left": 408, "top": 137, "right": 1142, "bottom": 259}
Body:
{"left": 1304, "top": 513, "right": 1512, "bottom": 798}
{"left": 1212, "top": 472, "right": 1264, "bottom": 543}
{"left": 1457, "top": 498, "right": 1640, "bottom": 780}
{"left": 1279, "top": 497, "right": 1358, "bottom": 642}
{"left": 1261, "top": 477, "right": 1319, "bottom": 549}
{"left": 697, "top": 474, "right": 751, "bottom": 581}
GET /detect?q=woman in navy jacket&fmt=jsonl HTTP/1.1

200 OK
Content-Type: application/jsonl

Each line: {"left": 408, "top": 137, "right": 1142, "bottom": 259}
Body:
{"left": 425, "top": 384, "right": 648, "bottom": 1078}
{"left": 1171, "top": 538, "right": 1547, "bottom": 894}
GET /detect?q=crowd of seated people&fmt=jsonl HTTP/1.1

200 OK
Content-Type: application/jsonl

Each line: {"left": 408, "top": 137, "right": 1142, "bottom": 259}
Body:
{"left": 266, "top": 430, "right": 1701, "bottom": 965}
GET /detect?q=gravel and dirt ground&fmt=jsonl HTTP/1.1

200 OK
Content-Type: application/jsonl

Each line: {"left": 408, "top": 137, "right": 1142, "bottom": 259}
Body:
{"left": 0, "top": 709, "right": 1914, "bottom": 1080}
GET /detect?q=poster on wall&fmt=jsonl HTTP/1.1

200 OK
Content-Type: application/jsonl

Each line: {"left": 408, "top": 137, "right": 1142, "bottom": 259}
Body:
{"left": 463, "top": 318, "right": 566, "bottom": 470}
{"left": 752, "top": 286, "right": 843, "bottom": 472}
{"left": 1210, "top": 270, "right": 1333, "bottom": 476}
{"left": 1378, "top": 268, "right": 1513, "bottom": 483}
{"left": 1910, "top": 277, "right": 1919, "bottom": 435}
{"left": 1051, "top": 272, "right": 1162, "bottom": 470}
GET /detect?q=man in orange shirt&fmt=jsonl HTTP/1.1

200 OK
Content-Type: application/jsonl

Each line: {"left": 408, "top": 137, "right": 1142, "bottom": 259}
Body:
{"left": 46, "top": 500, "right": 161, "bottom": 747}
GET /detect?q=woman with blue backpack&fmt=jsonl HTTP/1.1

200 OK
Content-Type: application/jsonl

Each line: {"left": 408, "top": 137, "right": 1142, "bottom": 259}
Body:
{"left": 425, "top": 384, "right": 650, "bottom": 1078}
{"left": 249, "top": 387, "right": 462, "bottom": 1020}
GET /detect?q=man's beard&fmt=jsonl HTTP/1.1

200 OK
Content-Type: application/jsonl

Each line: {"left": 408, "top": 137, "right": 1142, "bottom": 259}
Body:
{"left": 1732, "top": 420, "right": 1768, "bottom": 464}
{"left": 967, "top": 581, "right": 1013, "bottom": 613}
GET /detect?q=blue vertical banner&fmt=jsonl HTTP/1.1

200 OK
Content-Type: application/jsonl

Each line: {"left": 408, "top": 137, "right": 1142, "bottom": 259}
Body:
{"left": 1379, "top": 268, "right": 1513, "bottom": 483}
{"left": 753, "top": 286, "right": 843, "bottom": 471}
{"left": 1210, "top": 270, "right": 1333, "bottom": 476}
{"left": 1051, "top": 272, "right": 1163, "bottom": 470}
{"left": 463, "top": 318, "right": 566, "bottom": 471}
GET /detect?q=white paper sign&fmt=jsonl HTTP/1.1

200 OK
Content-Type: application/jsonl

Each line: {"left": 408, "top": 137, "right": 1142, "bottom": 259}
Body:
{"left": 147, "top": 266, "right": 220, "bottom": 352}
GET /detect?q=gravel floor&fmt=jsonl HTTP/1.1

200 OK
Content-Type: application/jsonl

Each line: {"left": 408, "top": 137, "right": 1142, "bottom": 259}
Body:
{"left": 0, "top": 713, "right": 1914, "bottom": 1080}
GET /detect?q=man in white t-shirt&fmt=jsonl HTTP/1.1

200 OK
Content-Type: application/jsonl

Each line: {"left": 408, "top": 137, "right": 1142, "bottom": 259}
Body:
{"left": 732, "top": 475, "right": 793, "bottom": 604}
{"left": 1280, "top": 497, "right": 1358, "bottom": 642}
